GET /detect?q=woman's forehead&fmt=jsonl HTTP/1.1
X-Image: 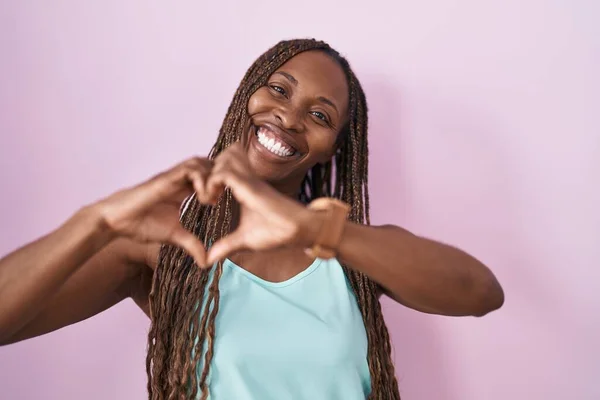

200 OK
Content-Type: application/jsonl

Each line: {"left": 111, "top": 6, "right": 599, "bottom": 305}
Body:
{"left": 272, "top": 51, "right": 349, "bottom": 113}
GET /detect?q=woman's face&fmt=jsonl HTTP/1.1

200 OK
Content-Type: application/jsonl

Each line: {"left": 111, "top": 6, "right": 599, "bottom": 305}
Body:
{"left": 244, "top": 50, "right": 350, "bottom": 192}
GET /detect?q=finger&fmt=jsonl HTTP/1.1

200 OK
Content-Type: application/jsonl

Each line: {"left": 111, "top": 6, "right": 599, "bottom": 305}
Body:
{"left": 206, "top": 168, "right": 247, "bottom": 204}
{"left": 204, "top": 176, "right": 226, "bottom": 205}
{"left": 169, "top": 159, "right": 213, "bottom": 206}
{"left": 211, "top": 153, "right": 235, "bottom": 174}
{"left": 206, "top": 231, "right": 247, "bottom": 266}
{"left": 138, "top": 157, "right": 211, "bottom": 205}
{"left": 169, "top": 185, "right": 196, "bottom": 210}
{"left": 187, "top": 168, "right": 213, "bottom": 205}
{"left": 228, "top": 141, "right": 244, "bottom": 153}
{"left": 168, "top": 227, "right": 207, "bottom": 267}
{"left": 204, "top": 162, "right": 232, "bottom": 198}
{"left": 213, "top": 144, "right": 246, "bottom": 172}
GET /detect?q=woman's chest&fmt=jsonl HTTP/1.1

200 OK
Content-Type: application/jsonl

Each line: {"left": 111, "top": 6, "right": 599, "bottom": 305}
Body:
{"left": 209, "top": 258, "right": 369, "bottom": 370}
{"left": 228, "top": 248, "right": 316, "bottom": 283}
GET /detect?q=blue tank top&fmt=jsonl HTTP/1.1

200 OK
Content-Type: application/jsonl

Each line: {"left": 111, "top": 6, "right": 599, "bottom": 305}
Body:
{"left": 195, "top": 257, "right": 371, "bottom": 399}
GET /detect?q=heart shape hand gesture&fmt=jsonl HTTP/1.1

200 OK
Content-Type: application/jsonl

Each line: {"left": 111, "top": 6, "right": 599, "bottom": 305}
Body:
{"left": 97, "top": 143, "right": 314, "bottom": 267}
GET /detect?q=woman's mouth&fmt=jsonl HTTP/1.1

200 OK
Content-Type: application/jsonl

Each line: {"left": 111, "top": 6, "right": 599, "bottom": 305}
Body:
{"left": 255, "top": 126, "right": 298, "bottom": 157}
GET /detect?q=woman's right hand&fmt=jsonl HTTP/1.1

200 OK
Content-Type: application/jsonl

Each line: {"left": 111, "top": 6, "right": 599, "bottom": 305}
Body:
{"left": 0, "top": 156, "right": 217, "bottom": 344}
{"left": 97, "top": 157, "right": 214, "bottom": 266}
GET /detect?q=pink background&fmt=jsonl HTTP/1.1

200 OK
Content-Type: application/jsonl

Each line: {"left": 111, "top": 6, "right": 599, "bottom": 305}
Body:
{"left": 1, "top": 1, "right": 598, "bottom": 399}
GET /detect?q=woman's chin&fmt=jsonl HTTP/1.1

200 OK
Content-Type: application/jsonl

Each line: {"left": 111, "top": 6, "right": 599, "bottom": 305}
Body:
{"left": 247, "top": 155, "right": 284, "bottom": 182}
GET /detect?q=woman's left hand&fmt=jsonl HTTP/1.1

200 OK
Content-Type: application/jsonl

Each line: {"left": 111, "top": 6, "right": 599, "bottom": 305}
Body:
{"left": 203, "top": 143, "right": 315, "bottom": 267}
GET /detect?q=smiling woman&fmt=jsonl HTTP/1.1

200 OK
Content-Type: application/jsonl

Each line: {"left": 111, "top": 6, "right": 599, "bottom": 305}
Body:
{"left": 246, "top": 51, "right": 348, "bottom": 191}
{"left": 0, "top": 38, "right": 503, "bottom": 400}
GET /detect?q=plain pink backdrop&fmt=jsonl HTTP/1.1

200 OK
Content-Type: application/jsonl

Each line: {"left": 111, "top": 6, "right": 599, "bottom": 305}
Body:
{"left": 0, "top": 1, "right": 598, "bottom": 399}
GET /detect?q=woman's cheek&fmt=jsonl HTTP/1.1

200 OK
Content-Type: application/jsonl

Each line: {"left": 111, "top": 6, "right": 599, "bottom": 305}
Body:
{"left": 308, "top": 133, "right": 338, "bottom": 163}
{"left": 247, "top": 89, "right": 272, "bottom": 115}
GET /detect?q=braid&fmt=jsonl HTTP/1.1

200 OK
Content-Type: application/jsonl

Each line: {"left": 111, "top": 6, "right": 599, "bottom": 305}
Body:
{"left": 146, "top": 39, "right": 400, "bottom": 399}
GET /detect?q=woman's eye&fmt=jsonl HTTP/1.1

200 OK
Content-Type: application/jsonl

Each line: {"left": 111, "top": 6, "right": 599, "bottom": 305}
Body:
{"left": 270, "top": 85, "right": 287, "bottom": 97}
{"left": 311, "top": 111, "right": 329, "bottom": 123}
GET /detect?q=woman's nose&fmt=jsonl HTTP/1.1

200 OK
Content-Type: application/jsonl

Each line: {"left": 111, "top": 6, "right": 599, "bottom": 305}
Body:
{"left": 273, "top": 104, "right": 304, "bottom": 133}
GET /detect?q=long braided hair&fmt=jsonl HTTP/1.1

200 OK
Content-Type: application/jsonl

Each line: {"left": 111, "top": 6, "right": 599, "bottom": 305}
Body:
{"left": 146, "top": 39, "right": 400, "bottom": 400}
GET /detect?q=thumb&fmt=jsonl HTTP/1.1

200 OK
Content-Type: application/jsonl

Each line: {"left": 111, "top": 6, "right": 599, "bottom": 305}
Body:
{"left": 206, "top": 231, "right": 247, "bottom": 266}
{"left": 168, "top": 228, "right": 207, "bottom": 268}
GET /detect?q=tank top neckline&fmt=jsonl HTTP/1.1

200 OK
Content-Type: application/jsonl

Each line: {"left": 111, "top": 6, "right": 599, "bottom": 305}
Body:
{"left": 223, "top": 257, "right": 323, "bottom": 288}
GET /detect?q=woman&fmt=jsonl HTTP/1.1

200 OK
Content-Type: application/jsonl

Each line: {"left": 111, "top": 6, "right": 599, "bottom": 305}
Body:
{"left": 0, "top": 39, "right": 504, "bottom": 399}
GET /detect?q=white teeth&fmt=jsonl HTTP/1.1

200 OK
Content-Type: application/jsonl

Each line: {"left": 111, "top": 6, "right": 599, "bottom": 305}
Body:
{"left": 256, "top": 128, "right": 294, "bottom": 157}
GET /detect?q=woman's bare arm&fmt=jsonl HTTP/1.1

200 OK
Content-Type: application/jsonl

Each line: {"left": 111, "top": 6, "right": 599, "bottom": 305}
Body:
{"left": 0, "top": 207, "right": 150, "bottom": 345}
{"left": 0, "top": 157, "right": 213, "bottom": 345}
